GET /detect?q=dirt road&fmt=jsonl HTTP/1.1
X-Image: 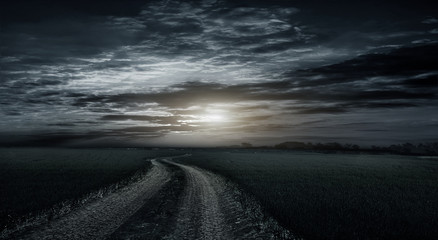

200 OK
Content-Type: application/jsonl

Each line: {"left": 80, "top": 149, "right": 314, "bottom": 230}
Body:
{"left": 163, "top": 159, "right": 231, "bottom": 239}
{"left": 15, "top": 160, "right": 170, "bottom": 240}
{"left": 8, "top": 155, "right": 294, "bottom": 240}
{"left": 162, "top": 158, "right": 294, "bottom": 240}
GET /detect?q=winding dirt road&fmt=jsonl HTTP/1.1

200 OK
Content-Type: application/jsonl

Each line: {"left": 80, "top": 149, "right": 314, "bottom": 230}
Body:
{"left": 15, "top": 160, "right": 170, "bottom": 240}
{"left": 163, "top": 159, "right": 231, "bottom": 239}
{"left": 7, "top": 155, "right": 294, "bottom": 240}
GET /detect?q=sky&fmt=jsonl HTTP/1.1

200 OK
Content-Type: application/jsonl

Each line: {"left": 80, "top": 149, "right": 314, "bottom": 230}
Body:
{"left": 0, "top": 0, "right": 437, "bottom": 147}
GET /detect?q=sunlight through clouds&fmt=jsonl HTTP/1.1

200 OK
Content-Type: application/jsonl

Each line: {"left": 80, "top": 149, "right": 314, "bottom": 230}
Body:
{"left": 1, "top": 0, "right": 437, "bottom": 146}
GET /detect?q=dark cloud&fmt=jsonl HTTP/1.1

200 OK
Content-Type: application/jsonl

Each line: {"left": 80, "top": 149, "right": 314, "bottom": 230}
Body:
{"left": 224, "top": 124, "right": 288, "bottom": 133}
{"left": 401, "top": 74, "right": 438, "bottom": 88}
{"left": 101, "top": 115, "right": 197, "bottom": 125}
{"left": 1, "top": 0, "right": 438, "bottom": 146}
{"left": 73, "top": 43, "right": 437, "bottom": 109}
{"left": 75, "top": 86, "right": 429, "bottom": 109}
{"left": 290, "top": 102, "right": 418, "bottom": 115}
{"left": 294, "top": 107, "right": 349, "bottom": 115}
{"left": 47, "top": 123, "right": 76, "bottom": 127}
{"left": 0, "top": 0, "right": 147, "bottom": 24}
{"left": 279, "top": 44, "right": 438, "bottom": 89}
{"left": 116, "top": 125, "right": 196, "bottom": 133}
{"left": 303, "top": 44, "right": 438, "bottom": 76}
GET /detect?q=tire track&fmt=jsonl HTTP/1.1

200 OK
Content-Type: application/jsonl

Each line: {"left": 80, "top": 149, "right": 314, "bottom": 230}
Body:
{"left": 15, "top": 159, "right": 170, "bottom": 240}
{"left": 8, "top": 155, "right": 296, "bottom": 240}
{"left": 163, "top": 158, "right": 296, "bottom": 240}
{"left": 108, "top": 161, "right": 186, "bottom": 240}
{"left": 163, "top": 159, "right": 231, "bottom": 240}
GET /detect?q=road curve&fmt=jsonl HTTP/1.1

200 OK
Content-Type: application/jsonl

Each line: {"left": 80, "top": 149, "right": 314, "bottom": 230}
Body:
{"left": 163, "top": 158, "right": 295, "bottom": 240}
{"left": 16, "top": 160, "right": 170, "bottom": 240}
{"left": 163, "top": 159, "right": 231, "bottom": 240}
{"left": 8, "top": 155, "right": 295, "bottom": 240}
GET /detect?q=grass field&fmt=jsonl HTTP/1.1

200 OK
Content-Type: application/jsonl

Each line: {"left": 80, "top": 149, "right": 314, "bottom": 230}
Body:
{"left": 2, "top": 148, "right": 437, "bottom": 239}
{"left": 0, "top": 148, "right": 176, "bottom": 231}
{"left": 178, "top": 149, "right": 438, "bottom": 240}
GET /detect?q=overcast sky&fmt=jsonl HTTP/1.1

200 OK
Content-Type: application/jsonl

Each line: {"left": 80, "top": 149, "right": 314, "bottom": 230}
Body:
{"left": 1, "top": 0, "right": 437, "bottom": 147}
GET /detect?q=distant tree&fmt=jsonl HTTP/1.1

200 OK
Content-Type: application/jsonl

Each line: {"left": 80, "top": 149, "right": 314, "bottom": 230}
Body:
{"left": 271, "top": 141, "right": 437, "bottom": 156}
{"left": 325, "top": 142, "right": 342, "bottom": 150}
{"left": 316, "top": 143, "right": 324, "bottom": 149}
{"left": 344, "top": 144, "right": 353, "bottom": 149}
{"left": 402, "top": 143, "right": 414, "bottom": 154}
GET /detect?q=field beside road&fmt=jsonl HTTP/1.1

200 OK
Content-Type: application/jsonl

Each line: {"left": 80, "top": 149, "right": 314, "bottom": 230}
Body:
{"left": 177, "top": 149, "right": 438, "bottom": 240}
{"left": 0, "top": 148, "right": 176, "bottom": 233}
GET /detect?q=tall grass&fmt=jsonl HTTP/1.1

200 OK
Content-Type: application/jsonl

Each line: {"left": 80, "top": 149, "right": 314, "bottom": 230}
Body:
{"left": 179, "top": 150, "right": 438, "bottom": 240}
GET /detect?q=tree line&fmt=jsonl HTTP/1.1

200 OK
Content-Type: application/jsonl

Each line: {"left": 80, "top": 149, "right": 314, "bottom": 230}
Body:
{"left": 235, "top": 141, "right": 438, "bottom": 156}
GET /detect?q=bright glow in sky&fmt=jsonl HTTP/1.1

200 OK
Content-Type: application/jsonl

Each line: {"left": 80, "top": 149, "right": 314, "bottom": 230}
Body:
{"left": 1, "top": 0, "right": 437, "bottom": 147}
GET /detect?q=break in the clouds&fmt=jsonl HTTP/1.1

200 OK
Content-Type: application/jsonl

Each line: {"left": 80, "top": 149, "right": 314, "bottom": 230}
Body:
{"left": 0, "top": 0, "right": 437, "bottom": 146}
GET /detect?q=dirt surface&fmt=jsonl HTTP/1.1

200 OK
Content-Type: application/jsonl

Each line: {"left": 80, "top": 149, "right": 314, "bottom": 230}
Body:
{"left": 164, "top": 159, "right": 232, "bottom": 239}
{"left": 108, "top": 160, "right": 186, "bottom": 240}
{"left": 5, "top": 155, "right": 295, "bottom": 240}
{"left": 164, "top": 158, "right": 294, "bottom": 240}
{"left": 12, "top": 160, "right": 170, "bottom": 240}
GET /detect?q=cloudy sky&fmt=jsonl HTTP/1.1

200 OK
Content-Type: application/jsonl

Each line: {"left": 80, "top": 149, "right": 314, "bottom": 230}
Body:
{"left": 1, "top": 0, "right": 437, "bottom": 147}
